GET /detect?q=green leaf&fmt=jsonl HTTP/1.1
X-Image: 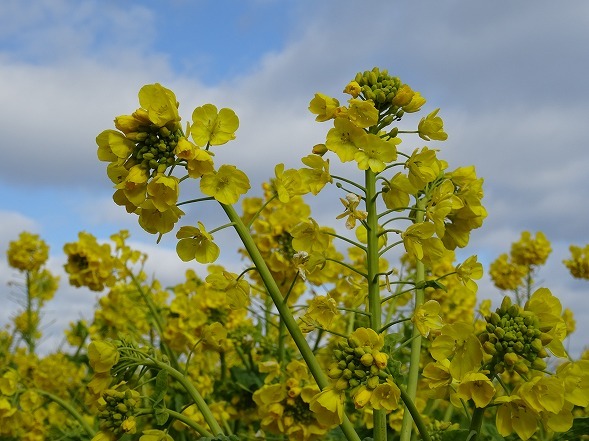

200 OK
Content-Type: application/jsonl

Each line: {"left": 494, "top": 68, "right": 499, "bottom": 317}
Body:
{"left": 154, "top": 406, "right": 169, "bottom": 426}
{"left": 152, "top": 369, "right": 168, "bottom": 404}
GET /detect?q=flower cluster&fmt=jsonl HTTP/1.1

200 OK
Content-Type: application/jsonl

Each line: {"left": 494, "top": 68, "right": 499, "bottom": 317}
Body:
{"left": 7, "top": 231, "right": 49, "bottom": 272}
{"left": 326, "top": 328, "right": 400, "bottom": 413}
{"left": 563, "top": 243, "right": 589, "bottom": 279}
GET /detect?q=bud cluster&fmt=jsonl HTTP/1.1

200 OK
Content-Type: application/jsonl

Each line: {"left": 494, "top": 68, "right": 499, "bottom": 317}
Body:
{"left": 328, "top": 333, "right": 389, "bottom": 395}
{"left": 353, "top": 67, "right": 402, "bottom": 112}
{"left": 479, "top": 296, "right": 551, "bottom": 375}
{"left": 132, "top": 126, "right": 184, "bottom": 175}
{"left": 97, "top": 388, "right": 141, "bottom": 435}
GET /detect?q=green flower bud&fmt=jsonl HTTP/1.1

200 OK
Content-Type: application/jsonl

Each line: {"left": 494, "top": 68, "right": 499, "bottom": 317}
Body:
{"left": 531, "top": 358, "right": 547, "bottom": 371}
{"left": 539, "top": 333, "right": 553, "bottom": 345}
{"left": 329, "top": 368, "right": 343, "bottom": 379}
{"left": 500, "top": 296, "right": 512, "bottom": 313}
{"left": 342, "top": 369, "right": 353, "bottom": 379}
{"left": 494, "top": 327, "right": 506, "bottom": 339}
{"left": 513, "top": 341, "right": 524, "bottom": 353}
{"left": 354, "top": 347, "right": 366, "bottom": 357}
{"left": 366, "top": 376, "right": 380, "bottom": 390}
{"left": 360, "top": 353, "right": 374, "bottom": 367}
{"left": 354, "top": 369, "right": 367, "bottom": 379}
{"left": 489, "top": 312, "right": 501, "bottom": 326}
{"left": 531, "top": 338, "right": 543, "bottom": 353}
{"left": 338, "top": 360, "right": 347, "bottom": 370}
{"left": 483, "top": 341, "right": 497, "bottom": 355}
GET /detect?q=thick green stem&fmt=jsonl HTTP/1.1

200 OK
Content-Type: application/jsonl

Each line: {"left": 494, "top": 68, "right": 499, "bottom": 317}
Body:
{"left": 365, "top": 170, "right": 387, "bottom": 441}
{"left": 398, "top": 387, "right": 432, "bottom": 441}
{"left": 35, "top": 389, "right": 95, "bottom": 437}
{"left": 221, "top": 203, "right": 361, "bottom": 441}
{"left": 25, "top": 271, "right": 36, "bottom": 354}
{"left": 399, "top": 197, "right": 426, "bottom": 441}
{"left": 468, "top": 407, "right": 485, "bottom": 440}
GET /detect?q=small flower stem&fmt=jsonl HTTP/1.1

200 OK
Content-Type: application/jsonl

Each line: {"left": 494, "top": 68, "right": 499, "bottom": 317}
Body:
{"left": 35, "top": 389, "right": 95, "bottom": 437}
{"left": 221, "top": 203, "right": 361, "bottom": 441}
{"left": 332, "top": 174, "right": 367, "bottom": 193}
{"left": 166, "top": 408, "right": 213, "bottom": 437}
{"left": 147, "top": 358, "right": 224, "bottom": 436}
{"left": 365, "top": 169, "right": 387, "bottom": 441}
{"left": 324, "top": 257, "right": 368, "bottom": 278}
{"left": 324, "top": 231, "right": 367, "bottom": 251}
{"left": 176, "top": 196, "right": 215, "bottom": 207}
{"left": 398, "top": 386, "right": 432, "bottom": 441}
{"left": 399, "top": 197, "right": 426, "bottom": 441}
{"left": 246, "top": 194, "right": 278, "bottom": 228}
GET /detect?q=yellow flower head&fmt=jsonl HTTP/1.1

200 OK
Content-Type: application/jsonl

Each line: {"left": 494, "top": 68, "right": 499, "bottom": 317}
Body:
{"left": 563, "top": 243, "right": 589, "bottom": 279}
{"left": 308, "top": 387, "right": 344, "bottom": 427}
{"left": 511, "top": 231, "right": 552, "bottom": 267}
{"left": 347, "top": 99, "right": 379, "bottom": 128}
{"left": 325, "top": 117, "right": 365, "bottom": 163}
{"left": 200, "top": 164, "right": 251, "bottom": 205}
{"left": 190, "top": 104, "right": 239, "bottom": 147}
{"left": 88, "top": 340, "right": 119, "bottom": 373}
{"left": 412, "top": 300, "right": 444, "bottom": 337}
{"left": 146, "top": 174, "right": 179, "bottom": 212}
{"left": 418, "top": 108, "right": 448, "bottom": 141}
{"left": 343, "top": 81, "right": 361, "bottom": 98}
{"left": 176, "top": 222, "right": 220, "bottom": 264}
{"left": 7, "top": 231, "right": 49, "bottom": 272}
{"left": 456, "top": 372, "right": 495, "bottom": 408}
{"left": 309, "top": 93, "right": 340, "bottom": 122}
{"left": 138, "top": 83, "right": 180, "bottom": 128}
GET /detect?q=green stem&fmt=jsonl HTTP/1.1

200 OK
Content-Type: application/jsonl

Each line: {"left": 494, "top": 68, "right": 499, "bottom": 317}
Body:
{"left": 167, "top": 409, "right": 213, "bottom": 437}
{"left": 325, "top": 231, "right": 367, "bottom": 251}
{"left": 365, "top": 169, "right": 387, "bottom": 441}
{"left": 468, "top": 407, "right": 485, "bottom": 440}
{"left": 35, "top": 389, "right": 95, "bottom": 437}
{"left": 25, "top": 271, "right": 36, "bottom": 354}
{"left": 400, "top": 197, "right": 427, "bottom": 441}
{"left": 221, "top": 203, "right": 361, "bottom": 441}
{"left": 149, "top": 358, "right": 224, "bottom": 436}
{"left": 399, "top": 386, "right": 432, "bottom": 441}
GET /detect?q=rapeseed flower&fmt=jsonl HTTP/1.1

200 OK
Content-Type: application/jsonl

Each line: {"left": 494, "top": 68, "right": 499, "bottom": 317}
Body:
{"left": 190, "top": 104, "right": 239, "bottom": 147}
{"left": 176, "top": 222, "right": 220, "bottom": 264}
{"left": 200, "top": 164, "right": 251, "bottom": 205}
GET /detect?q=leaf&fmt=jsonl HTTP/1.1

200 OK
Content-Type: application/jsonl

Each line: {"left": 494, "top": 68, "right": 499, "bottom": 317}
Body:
{"left": 154, "top": 406, "right": 169, "bottom": 426}
{"left": 152, "top": 369, "right": 168, "bottom": 404}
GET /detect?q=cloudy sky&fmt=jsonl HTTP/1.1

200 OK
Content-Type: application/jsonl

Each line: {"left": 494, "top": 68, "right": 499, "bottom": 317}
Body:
{"left": 1, "top": 0, "right": 588, "bottom": 356}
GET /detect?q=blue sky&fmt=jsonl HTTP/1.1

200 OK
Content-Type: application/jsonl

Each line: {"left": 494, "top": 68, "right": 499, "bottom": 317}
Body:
{"left": 1, "top": 0, "right": 588, "bottom": 356}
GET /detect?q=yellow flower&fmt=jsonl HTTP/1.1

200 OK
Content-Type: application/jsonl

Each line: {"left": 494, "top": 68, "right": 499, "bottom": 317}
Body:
{"left": 7, "top": 231, "right": 49, "bottom": 272}
{"left": 290, "top": 218, "right": 332, "bottom": 253}
{"left": 489, "top": 253, "right": 527, "bottom": 290}
{"left": 146, "top": 174, "right": 179, "bottom": 212}
{"left": 495, "top": 395, "right": 538, "bottom": 441}
{"left": 381, "top": 172, "right": 417, "bottom": 211}
{"left": 353, "top": 386, "right": 372, "bottom": 409}
{"left": 138, "top": 83, "right": 180, "bottom": 127}
{"left": 401, "top": 222, "right": 436, "bottom": 261}
{"left": 370, "top": 380, "right": 401, "bottom": 411}
{"left": 455, "top": 255, "right": 483, "bottom": 292}
{"left": 309, "top": 93, "right": 340, "bottom": 122}
{"left": 200, "top": 164, "right": 251, "bottom": 205}
{"left": 391, "top": 84, "right": 415, "bottom": 107}
{"left": 137, "top": 201, "right": 184, "bottom": 235}
{"left": 308, "top": 387, "right": 344, "bottom": 426}
{"left": 336, "top": 193, "right": 367, "bottom": 229}
{"left": 563, "top": 243, "right": 589, "bottom": 279}
{"left": 405, "top": 147, "right": 444, "bottom": 190}
{"left": 88, "top": 340, "right": 119, "bottom": 373}
{"left": 121, "top": 416, "right": 137, "bottom": 434}
{"left": 206, "top": 270, "right": 250, "bottom": 309}
{"left": 96, "top": 129, "right": 135, "bottom": 162}
{"left": 412, "top": 300, "right": 444, "bottom": 337}
{"left": 456, "top": 372, "right": 495, "bottom": 407}
{"left": 176, "top": 222, "right": 220, "bottom": 264}
{"left": 325, "top": 117, "right": 365, "bottom": 162}
{"left": 402, "top": 91, "right": 426, "bottom": 113}
{"left": 299, "top": 154, "right": 332, "bottom": 195}
{"left": 273, "top": 163, "right": 304, "bottom": 203}
{"left": 190, "top": 104, "right": 239, "bottom": 147}
{"left": 354, "top": 133, "right": 399, "bottom": 173}
{"left": 430, "top": 322, "right": 483, "bottom": 380}
{"left": 418, "top": 108, "right": 448, "bottom": 141}
{"left": 347, "top": 99, "right": 379, "bottom": 128}
{"left": 511, "top": 231, "right": 552, "bottom": 266}
{"left": 525, "top": 288, "right": 567, "bottom": 358}
{"left": 303, "top": 295, "right": 338, "bottom": 329}
{"left": 63, "top": 231, "right": 117, "bottom": 291}
{"left": 348, "top": 327, "right": 384, "bottom": 350}
{"left": 201, "top": 322, "right": 227, "bottom": 350}
{"left": 116, "top": 165, "right": 148, "bottom": 206}
{"left": 343, "top": 81, "right": 361, "bottom": 98}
